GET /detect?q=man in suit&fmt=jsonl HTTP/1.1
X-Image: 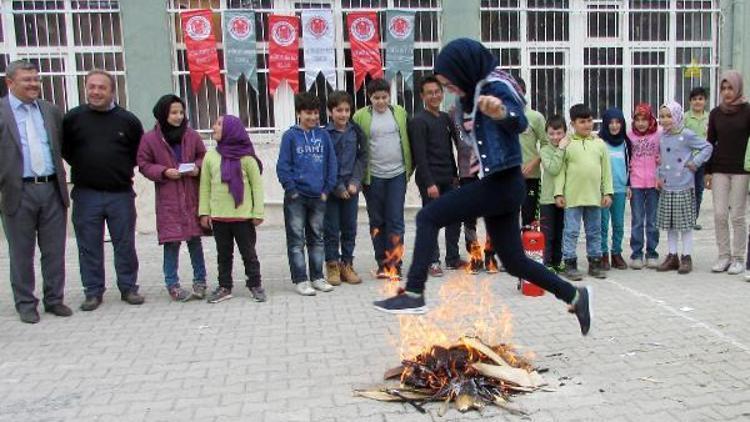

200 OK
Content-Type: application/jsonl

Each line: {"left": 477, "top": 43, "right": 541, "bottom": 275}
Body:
{"left": 0, "top": 60, "right": 72, "bottom": 323}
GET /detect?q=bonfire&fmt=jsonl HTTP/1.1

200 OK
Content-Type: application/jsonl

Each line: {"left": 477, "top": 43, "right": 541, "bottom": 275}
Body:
{"left": 357, "top": 270, "right": 547, "bottom": 416}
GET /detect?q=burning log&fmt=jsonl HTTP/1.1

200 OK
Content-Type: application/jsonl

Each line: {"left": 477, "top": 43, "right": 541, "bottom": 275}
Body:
{"left": 356, "top": 337, "right": 544, "bottom": 415}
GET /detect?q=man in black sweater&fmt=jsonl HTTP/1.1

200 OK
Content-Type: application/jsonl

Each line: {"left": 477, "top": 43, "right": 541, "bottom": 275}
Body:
{"left": 409, "top": 75, "right": 467, "bottom": 276}
{"left": 62, "top": 69, "right": 145, "bottom": 311}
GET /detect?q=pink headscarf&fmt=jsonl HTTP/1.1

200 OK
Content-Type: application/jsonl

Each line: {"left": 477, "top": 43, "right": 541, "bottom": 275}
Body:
{"left": 660, "top": 101, "right": 684, "bottom": 134}
{"left": 719, "top": 70, "right": 748, "bottom": 114}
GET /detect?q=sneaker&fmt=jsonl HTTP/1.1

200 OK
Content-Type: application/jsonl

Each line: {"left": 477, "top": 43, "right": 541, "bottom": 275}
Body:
{"left": 646, "top": 257, "right": 659, "bottom": 269}
{"left": 192, "top": 283, "right": 207, "bottom": 300}
{"left": 340, "top": 262, "right": 362, "bottom": 284}
{"left": 694, "top": 224, "right": 702, "bottom": 230}
{"left": 80, "top": 296, "right": 103, "bottom": 312}
{"left": 295, "top": 281, "right": 316, "bottom": 296}
{"left": 587, "top": 258, "right": 607, "bottom": 279}
{"left": 311, "top": 279, "right": 334, "bottom": 293}
{"left": 568, "top": 286, "right": 593, "bottom": 336}
{"left": 446, "top": 258, "right": 469, "bottom": 270}
{"left": 630, "top": 258, "right": 644, "bottom": 270}
{"left": 428, "top": 263, "right": 444, "bottom": 278}
{"left": 469, "top": 258, "right": 483, "bottom": 275}
{"left": 657, "top": 254, "right": 680, "bottom": 272}
{"left": 611, "top": 254, "right": 628, "bottom": 270}
{"left": 207, "top": 287, "right": 233, "bottom": 303}
{"left": 326, "top": 261, "right": 342, "bottom": 286}
{"left": 562, "top": 259, "right": 584, "bottom": 281}
{"left": 249, "top": 286, "right": 267, "bottom": 302}
{"left": 712, "top": 258, "right": 731, "bottom": 273}
{"left": 376, "top": 264, "right": 389, "bottom": 279}
{"left": 485, "top": 255, "right": 499, "bottom": 274}
{"left": 373, "top": 291, "right": 427, "bottom": 315}
{"left": 168, "top": 285, "right": 192, "bottom": 302}
{"left": 727, "top": 259, "right": 744, "bottom": 275}
{"left": 121, "top": 290, "right": 145, "bottom": 305}
{"left": 744, "top": 270, "right": 750, "bottom": 282}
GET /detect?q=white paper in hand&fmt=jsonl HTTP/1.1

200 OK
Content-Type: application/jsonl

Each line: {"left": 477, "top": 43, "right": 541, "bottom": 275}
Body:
{"left": 178, "top": 163, "right": 196, "bottom": 174}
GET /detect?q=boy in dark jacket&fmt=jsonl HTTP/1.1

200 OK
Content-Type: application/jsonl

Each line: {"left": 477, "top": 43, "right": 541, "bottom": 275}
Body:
{"left": 410, "top": 75, "right": 468, "bottom": 276}
{"left": 277, "top": 93, "right": 338, "bottom": 296}
{"left": 324, "top": 91, "right": 367, "bottom": 285}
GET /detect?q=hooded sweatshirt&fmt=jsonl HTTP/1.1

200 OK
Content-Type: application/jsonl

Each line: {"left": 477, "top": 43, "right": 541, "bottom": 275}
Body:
{"left": 276, "top": 125, "right": 337, "bottom": 198}
{"left": 628, "top": 104, "right": 661, "bottom": 189}
{"left": 553, "top": 133, "right": 614, "bottom": 207}
{"left": 599, "top": 108, "right": 631, "bottom": 193}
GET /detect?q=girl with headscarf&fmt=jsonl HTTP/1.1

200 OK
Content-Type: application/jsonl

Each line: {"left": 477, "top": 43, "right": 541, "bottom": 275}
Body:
{"left": 598, "top": 108, "right": 631, "bottom": 271}
{"left": 137, "top": 94, "right": 207, "bottom": 302}
{"left": 373, "top": 38, "right": 592, "bottom": 337}
{"left": 705, "top": 70, "right": 750, "bottom": 277}
{"left": 626, "top": 103, "right": 662, "bottom": 270}
{"left": 655, "top": 101, "right": 712, "bottom": 274}
{"left": 198, "top": 115, "right": 266, "bottom": 304}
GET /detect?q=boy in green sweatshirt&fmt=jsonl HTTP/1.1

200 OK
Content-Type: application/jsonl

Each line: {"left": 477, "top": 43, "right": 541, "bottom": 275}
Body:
{"left": 554, "top": 104, "right": 614, "bottom": 281}
{"left": 539, "top": 115, "right": 568, "bottom": 273}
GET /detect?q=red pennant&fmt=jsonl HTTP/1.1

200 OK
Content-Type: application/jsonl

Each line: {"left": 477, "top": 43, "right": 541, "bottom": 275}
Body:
{"left": 347, "top": 11, "right": 383, "bottom": 91}
{"left": 268, "top": 15, "right": 300, "bottom": 95}
{"left": 181, "top": 9, "right": 223, "bottom": 92}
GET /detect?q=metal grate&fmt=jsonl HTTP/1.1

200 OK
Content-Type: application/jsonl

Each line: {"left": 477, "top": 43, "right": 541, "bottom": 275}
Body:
{"left": 0, "top": 0, "right": 127, "bottom": 111}
{"left": 167, "top": 0, "right": 441, "bottom": 135}
{"left": 481, "top": 0, "right": 720, "bottom": 123}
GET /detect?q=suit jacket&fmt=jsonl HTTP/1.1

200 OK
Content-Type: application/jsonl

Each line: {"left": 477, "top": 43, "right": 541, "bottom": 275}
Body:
{"left": 0, "top": 96, "right": 69, "bottom": 215}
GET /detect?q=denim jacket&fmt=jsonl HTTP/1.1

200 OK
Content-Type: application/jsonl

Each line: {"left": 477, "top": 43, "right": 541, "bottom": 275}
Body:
{"left": 461, "top": 74, "right": 529, "bottom": 177}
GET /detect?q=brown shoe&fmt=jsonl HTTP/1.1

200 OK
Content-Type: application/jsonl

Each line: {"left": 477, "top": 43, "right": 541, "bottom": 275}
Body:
{"left": 611, "top": 254, "right": 628, "bottom": 270}
{"left": 601, "top": 255, "right": 611, "bottom": 271}
{"left": 326, "top": 261, "right": 341, "bottom": 286}
{"left": 340, "top": 262, "right": 362, "bottom": 284}
{"left": 657, "top": 254, "right": 680, "bottom": 272}
{"left": 678, "top": 255, "right": 692, "bottom": 274}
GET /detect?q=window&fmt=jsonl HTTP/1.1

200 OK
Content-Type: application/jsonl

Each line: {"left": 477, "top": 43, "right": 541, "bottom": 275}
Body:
{"left": 530, "top": 50, "right": 565, "bottom": 118}
{"left": 587, "top": 2, "right": 619, "bottom": 38}
{"left": 629, "top": 0, "right": 669, "bottom": 42}
{"left": 0, "top": 1, "right": 127, "bottom": 110}
{"left": 527, "top": 0, "right": 568, "bottom": 42}
{"left": 584, "top": 48, "right": 623, "bottom": 115}
{"left": 632, "top": 50, "right": 665, "bottom": 112}
{"left": 481, "top": 0, "right": 520, "bottom": 42}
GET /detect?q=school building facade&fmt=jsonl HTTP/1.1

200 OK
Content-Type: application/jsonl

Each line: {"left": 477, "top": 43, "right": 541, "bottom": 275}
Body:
{"left": 0, "top": 0, "right": 748, "bottom": 228}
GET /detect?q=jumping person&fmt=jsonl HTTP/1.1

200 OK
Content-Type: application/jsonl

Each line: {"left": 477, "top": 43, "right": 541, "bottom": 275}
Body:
{"left": 372, "top": 38, "right": 592, "bottom": 336}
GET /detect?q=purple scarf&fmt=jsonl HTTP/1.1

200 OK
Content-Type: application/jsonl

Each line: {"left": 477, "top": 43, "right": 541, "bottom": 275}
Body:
{"left": 215, "top": 115, "right": 263, "bottom": 207}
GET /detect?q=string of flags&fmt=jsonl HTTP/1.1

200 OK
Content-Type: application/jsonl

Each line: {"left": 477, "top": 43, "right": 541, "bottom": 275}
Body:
{"left": 180, "top": 9, "right": 416, "bottom": 95}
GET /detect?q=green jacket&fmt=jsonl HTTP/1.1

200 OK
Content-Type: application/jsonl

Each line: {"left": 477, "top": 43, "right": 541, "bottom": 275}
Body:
{"left": 199, "top": 150, "right": 264, "bottom": 219}
{"left": 554, "top": 134, "right": 614, "bottom": 208}
{"left": 684, "top": 110, "right": 708, "bottom": 139}
{"left": 539, "top": 144, "right": 565, "bottom": 205}
{"left": 352, "top": 105, "right": 413, "bottom": 185}
{"left": 520, "top": 106, "right": 548, "bottom": 179}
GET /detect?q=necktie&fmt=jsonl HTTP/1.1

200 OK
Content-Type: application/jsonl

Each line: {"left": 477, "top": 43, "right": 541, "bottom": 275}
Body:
{"left": 24, "top": 104, "right": 45, "bottom": 176}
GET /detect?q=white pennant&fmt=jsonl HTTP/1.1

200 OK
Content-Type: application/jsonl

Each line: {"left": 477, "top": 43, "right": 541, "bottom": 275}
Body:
{"left": 301, "top": 9, "right": 336, "bottom": 90}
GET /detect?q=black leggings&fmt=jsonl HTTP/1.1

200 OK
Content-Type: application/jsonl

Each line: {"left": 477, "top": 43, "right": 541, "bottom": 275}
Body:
{"left": 405, "top": 167, "right": 577, "bottom": 304}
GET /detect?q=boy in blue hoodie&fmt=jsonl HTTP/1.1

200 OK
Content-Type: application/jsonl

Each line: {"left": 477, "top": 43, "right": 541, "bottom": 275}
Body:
{"left": 277, "top": 93, "right": 338, "bottom": 296}
{"left": 324, "top": 91, "right": 367, "bottom": 285}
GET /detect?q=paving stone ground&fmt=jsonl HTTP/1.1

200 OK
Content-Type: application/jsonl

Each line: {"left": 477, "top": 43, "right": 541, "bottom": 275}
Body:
{"left": 1, "top": 197, "right": 749, "bottom": 422}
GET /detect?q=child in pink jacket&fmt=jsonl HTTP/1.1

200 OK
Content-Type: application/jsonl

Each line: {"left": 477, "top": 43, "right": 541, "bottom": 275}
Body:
{"left": 627, "top": 103, "right": 661, "bottom": 270}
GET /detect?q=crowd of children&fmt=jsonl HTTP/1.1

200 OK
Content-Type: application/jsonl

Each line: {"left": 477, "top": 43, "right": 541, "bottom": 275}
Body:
{"left": 135, "top": 64, "right": 748, "bottom": 306}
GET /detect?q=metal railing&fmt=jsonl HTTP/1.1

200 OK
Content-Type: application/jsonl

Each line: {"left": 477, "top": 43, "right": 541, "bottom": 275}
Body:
{"left": 480, "top": 0, "right": 720, "bottom": 122}
{"left": 0, "top": 0, "right": 127, "bottom": 111}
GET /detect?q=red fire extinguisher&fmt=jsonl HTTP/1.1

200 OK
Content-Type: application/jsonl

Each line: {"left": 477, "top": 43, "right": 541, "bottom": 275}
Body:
{"left": 518, "top": 221, "right": 545, "bottom": 297}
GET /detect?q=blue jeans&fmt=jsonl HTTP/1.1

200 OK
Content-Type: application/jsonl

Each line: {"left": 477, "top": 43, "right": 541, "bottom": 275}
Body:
{"left": 71, "top": 187, "right": 139, "bottom": 298}
{"left": 694, "top": 164, "right": 705, "bottom": 219}
{"left": 363, "top": 174, "right": 407, "bottom": 268}
{"left": 284, "top": 194, "right": 326, "bottom": 283}
{"left": 404, "top": 167, "right": 576, "bottom": 304}
{"left": 420, "top": 182, "right": 461, "bottom": 265}
{"left": 324, "top": 193, "right": 359, "bottom": 264}
{"left": 630, "top": 188, "right": 660, "bottom": 260}
{"left": 562, "top": 206, "right": 602, "bottom": 261}
{"left": 601, "top": 192, "right": 627, "bottom": 255}
{"left": 163, "top": 237, "right": 207, "bottom": 288}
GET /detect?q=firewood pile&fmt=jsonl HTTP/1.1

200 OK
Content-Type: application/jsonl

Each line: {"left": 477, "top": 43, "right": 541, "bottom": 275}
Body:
{"left": 355, "top": 336, "right": 546, "bottom": 416}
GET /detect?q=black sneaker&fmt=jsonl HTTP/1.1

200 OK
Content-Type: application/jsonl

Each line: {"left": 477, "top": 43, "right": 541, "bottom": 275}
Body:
{"left": 569, "top": 286, "right": 593, "bottom": 336}
{"left": 121, "top": 290, "right": 145, "bottom": 305}
{"left": 563, "top": 259, "right": 584, "bottom": 281}
{"left": 484, "top": 254, "right": 499, "bottom": 274}
{"left": 207, "top": 287, "right": 233, "bottom": 304}
{"left": 469, "top": 258, "right": 483, "bottom": 275}
{"left": 373, "top": 292, "right": 427, "bottom": 315}
{"left": 80, "top": 296, "right": 103, "bottom": 312}
{"left": 376, "top": 264, "right": 389, "bottom": 279}
{"left": 249, "top": 286, "right": 267, "bottom": 302}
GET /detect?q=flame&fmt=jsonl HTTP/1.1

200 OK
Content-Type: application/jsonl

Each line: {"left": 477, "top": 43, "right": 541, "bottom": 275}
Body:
{"left": 466, "top": 241, "right": 484, "bottom": 274}
{"left": 378, "top": 234, "right": 405, "bottom": 297}
{"left": 395, "top": 273, "right": 513, "bottom": 360}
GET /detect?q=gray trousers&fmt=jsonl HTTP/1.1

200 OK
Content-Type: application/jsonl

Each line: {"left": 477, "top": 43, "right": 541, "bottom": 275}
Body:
{"left": 0, "top": 182, "right": 67, "bottom": 313}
